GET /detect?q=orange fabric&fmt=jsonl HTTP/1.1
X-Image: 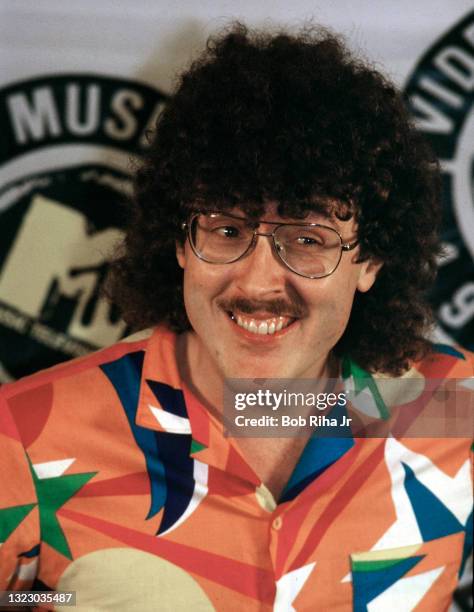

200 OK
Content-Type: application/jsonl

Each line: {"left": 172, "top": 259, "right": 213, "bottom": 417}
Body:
{"left": 0, "top": 327, "right": 472, "bottom": 610}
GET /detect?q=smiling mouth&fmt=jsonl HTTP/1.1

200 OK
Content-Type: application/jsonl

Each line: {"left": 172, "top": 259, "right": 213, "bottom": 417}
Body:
{"left": 227, "top": 312, "right": 296, "bottom": 335}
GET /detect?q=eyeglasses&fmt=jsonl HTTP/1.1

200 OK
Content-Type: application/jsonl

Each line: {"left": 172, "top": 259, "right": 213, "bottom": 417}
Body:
{"left": 182, "top": 211, "right": 359, "bottom": 279}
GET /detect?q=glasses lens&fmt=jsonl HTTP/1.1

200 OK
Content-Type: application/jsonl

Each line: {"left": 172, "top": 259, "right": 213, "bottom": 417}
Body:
{"left": 190, "top": 213, "right": 254, "bottom": 263}
{"left": 275, "top": 224, "right": 342, "bottom": 278}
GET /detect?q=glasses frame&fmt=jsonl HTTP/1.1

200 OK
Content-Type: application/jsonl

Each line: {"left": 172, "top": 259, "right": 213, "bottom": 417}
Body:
{"left": 181, "top": 210, "right": 359, "bottom": 279}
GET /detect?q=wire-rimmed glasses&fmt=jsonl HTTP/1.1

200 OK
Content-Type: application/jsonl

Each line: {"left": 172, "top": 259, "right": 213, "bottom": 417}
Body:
{"left": 182, "top": 210, "right": 359, "bottom": 279}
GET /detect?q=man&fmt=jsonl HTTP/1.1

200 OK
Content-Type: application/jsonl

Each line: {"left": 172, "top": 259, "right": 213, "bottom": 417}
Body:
{"left": 0, "top": 24, "right": 472, "bottom": 611}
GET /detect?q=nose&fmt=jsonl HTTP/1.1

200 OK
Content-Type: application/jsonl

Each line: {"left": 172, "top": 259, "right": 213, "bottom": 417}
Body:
{"left": 233, "top": 233, "right": 288, "bottom": 298}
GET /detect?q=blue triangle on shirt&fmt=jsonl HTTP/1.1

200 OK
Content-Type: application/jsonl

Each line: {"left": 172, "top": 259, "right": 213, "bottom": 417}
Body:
{"left": 101, "top": 352, "right": 167, "bottom": 519}
{"left": 156, "top": 431, "right": 195, "bottom": 535}
{"left": 402, "top": 463, "right": 463, "bottom": 541}
{"left": 352, "top": 554, "right": 424, "bottom": 612}
{"left": 280, "top": 436, "right": 354, "bottom": 503}
{"left": 146, "top": 379, "right": 188, "bottom": 418}
{"left": 432, "top": 344, "right": 465, "bottom": 360}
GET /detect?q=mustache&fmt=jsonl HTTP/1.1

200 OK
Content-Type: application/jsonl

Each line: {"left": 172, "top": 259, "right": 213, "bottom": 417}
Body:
{"left": 217, "top": 296, "right": 306, "bottom": 318}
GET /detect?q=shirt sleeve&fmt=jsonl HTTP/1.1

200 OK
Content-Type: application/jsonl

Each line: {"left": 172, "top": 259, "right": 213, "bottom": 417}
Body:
{"left": 0, "top": 390, "right": 40, "bottom": 590}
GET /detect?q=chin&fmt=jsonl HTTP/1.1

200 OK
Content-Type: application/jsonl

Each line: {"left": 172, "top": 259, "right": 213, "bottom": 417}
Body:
{"left": 223, "top": 361, "right": 288, "bottom": 380}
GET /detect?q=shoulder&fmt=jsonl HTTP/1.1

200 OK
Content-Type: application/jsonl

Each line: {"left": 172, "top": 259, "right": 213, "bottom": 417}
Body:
{"left": 0, "top": 328, "right": 156, "bottom": 409}
{"left": 0, "top": 328, "right": 174, "bottom": 456}
{"left": 343, "top": 342, "right": 474, "bottom": 381}
{"left": 410, "top": 342, "right": 474, "bottom": 378}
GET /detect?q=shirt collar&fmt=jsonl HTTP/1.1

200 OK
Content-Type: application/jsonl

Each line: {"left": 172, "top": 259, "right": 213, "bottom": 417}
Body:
{"left": 135, "top": 328, "right": 473, "bottom": 495}
{"left": 135, "top": 326, "right": 260, "bottom": 484}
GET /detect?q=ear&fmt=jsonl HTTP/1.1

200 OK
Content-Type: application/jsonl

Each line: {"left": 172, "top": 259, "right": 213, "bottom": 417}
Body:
{"left": 176, "top": 240, "right": 186, "bottom": 269}
{"left": 356, "top": 259, "right": 383, "bottom": 293}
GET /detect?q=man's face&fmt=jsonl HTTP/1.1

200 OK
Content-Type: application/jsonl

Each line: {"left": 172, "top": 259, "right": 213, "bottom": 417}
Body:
{"left": 176, "top": 204, "right": 381, "bottom": 386}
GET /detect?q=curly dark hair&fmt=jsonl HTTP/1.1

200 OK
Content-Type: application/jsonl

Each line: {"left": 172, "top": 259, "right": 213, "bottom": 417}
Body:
{"left": 107, "top": 23, "right": 441, "bottom": 375}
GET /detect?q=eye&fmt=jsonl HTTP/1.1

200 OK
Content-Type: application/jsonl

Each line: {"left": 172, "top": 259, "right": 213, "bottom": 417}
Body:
{"left": 214, "top": 225, "right": 241, "bottom": 238}
{"left": 295, "top": 235, "right": 324, "bottom": 246}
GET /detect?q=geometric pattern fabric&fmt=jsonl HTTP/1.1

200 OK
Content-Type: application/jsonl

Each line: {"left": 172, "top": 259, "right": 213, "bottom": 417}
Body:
{"left": 0, "top": 326, "right": 472, "bottom": 609}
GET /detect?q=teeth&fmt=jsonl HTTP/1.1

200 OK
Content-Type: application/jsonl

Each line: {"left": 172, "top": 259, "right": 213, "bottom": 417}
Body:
{"left": 232, "top": 313, "right": 292, "bottom": 335}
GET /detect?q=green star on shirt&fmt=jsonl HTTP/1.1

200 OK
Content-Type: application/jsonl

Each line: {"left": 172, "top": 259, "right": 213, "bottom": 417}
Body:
{"left": 0, "top": 503, "right": 36, "bottom": 543}
{"left": 30, "top": 462, "right": 96, "bottom": 560}
{"left": 342, "top": 356, "right": 390, "bottom": 420}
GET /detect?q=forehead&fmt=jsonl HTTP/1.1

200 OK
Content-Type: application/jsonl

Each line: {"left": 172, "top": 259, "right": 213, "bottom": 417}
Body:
{"left": 258, "top": 202, "right": 329, "bottom": 222}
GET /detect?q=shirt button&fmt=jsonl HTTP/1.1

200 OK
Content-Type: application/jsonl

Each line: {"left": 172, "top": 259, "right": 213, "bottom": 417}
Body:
{"left": 272, "top": 516, "right": 283, "bottom": 530}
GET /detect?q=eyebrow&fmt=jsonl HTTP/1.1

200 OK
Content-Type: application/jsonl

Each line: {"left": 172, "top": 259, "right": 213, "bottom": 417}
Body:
{"left": 207, "top": 205, "right": 353, "bottom": 233}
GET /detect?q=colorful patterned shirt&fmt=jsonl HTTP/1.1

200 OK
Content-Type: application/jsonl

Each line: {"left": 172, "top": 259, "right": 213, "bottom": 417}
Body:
{"left": 0, "top": 326, "right": 472, "bottom": 611}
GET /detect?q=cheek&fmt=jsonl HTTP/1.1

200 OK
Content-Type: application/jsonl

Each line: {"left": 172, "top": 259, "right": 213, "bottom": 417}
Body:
{"left": 181, "top": 260, "right": 229, "bottom": 323}
{"left": 182, "top": 267, "right": 205, "bottom": 317}
{"left": 183, "top": 254, "right": 235, "bottom": 294}
{"left": 303, "top": 278, "right": 356, "bottom": 331}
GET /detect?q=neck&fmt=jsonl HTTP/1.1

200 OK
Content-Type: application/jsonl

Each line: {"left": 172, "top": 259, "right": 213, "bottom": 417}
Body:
{"left": 176, "top": 330, "right": 338, "bottom": 414}
{"left": 176, "top": 331, "right": 224, "bottom": 415}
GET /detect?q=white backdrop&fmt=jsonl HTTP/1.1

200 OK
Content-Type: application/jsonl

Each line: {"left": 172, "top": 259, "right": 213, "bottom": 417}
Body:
{"left": 2, "top": 1, "right": 472, "bottom": 88}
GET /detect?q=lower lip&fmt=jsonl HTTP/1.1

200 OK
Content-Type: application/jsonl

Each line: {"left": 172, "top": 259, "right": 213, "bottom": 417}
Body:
{"left": 225, "top": 312, "right": 297, "bottom": 342}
